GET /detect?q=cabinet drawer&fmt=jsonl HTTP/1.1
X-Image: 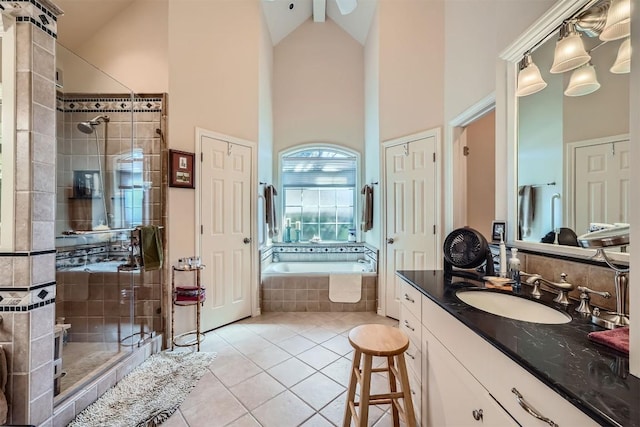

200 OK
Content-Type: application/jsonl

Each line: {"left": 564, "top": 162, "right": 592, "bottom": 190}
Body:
{"left": 400, "top": 280, "right": 421, "bottom": 320}
{"left": 404, "top": 336, "right": 422, "bottom": 379}
{"left": 406, "top": 362, "right": 422, "bottom": 425}
{"left": 399, "top": 305, "right": 421, "bottom": 347}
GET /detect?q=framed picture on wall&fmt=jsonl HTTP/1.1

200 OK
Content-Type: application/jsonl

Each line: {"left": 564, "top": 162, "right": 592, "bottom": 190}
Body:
{"left": 492, "top": 221, "right": 506, "bottom": 242}
{"left": 169, "top": 150, "right": 195, "bottom": 189}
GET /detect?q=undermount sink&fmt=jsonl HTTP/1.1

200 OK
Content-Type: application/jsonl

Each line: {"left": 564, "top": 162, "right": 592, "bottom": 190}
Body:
{"left": 456, "top": 290, "right": 572, "bottom": 324}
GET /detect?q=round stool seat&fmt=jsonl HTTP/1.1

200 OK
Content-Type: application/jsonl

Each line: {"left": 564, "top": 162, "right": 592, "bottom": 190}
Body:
{"left": 348, "top": 324, "right": 409, "bottom": 356}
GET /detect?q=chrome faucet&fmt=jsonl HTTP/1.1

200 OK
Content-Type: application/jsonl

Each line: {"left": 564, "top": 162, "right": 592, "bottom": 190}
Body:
{"left": 540, "top": 273, "right": 575, "bottom": 305}
{"left": 575, "top": 286, "right": 611, "bottom": 314}
{"left": 520, "top": 272, "right": 542, "bottom": 298}
{"left": 520, "top": 272, "right": 575, "bottom": 305}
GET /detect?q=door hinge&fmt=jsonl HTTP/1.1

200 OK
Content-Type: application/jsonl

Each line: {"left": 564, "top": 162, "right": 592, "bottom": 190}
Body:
{"left": 432, "top": 152, "right": 436, "bottom": 162}
{"left": 433, "top": 224, "right": 436, "bottom": 234}
{"left": 201, "top": 152, "right": 203, "bottom": 162}
{"left": 463, "top": 146, "right": 470, "bottom": 156}
{"left": 200, "top": 225, "right": 203, "bottom": 234}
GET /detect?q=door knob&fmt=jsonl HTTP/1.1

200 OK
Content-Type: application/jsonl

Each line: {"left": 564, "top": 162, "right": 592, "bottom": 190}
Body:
{"left": 387, "top": 238, "right": 394, "bottom": 244}
{"left": 243, "top": 237, "right": 251, "bottom": 244}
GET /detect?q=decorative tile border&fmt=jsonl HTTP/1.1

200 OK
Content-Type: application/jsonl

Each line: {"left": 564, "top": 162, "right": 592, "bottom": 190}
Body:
{"left": 270, "top": 243, "right": 378, "bottom": 266}
{"left": 0, "top": 283, "right": 56, "bottom": 311}
{"left": 56, "top": 95, "right": 163, "bottom": 114}
{"left": 273, "top": 243, "right": 365, "bottom": 253}
{"left": 0, "top": 0, "right": 60, "bottom": 37}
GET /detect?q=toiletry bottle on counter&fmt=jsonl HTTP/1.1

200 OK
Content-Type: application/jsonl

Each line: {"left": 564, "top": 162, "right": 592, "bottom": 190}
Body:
{"left": 499, "top": 232, "right": 507, "bottom": 278}
{"left": 509, "top": 248, "right": 521, "bottom": 289}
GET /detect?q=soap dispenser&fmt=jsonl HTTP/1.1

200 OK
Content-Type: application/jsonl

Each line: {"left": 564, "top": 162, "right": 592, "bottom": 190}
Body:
{"left": 509, "top": 248, "right": 521, "bottom": 289}
{"left": 499, "top": 232, "right": 507, "bottom": 278}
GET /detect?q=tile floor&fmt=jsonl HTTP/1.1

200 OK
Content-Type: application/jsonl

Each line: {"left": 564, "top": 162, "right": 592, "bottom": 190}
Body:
{"left": 163, "top": 311, "right": 404, "bottom": 427}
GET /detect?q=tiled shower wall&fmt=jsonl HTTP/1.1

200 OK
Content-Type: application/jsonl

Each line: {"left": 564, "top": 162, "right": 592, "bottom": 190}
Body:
{"left": 0, "top": 1, "right": 62, "bottom": 424}
{"left": 55, "top": 94, "right": 164, "bottom": 235}
{"left": 54, "top": 94, "right": 166, "bottom": 345}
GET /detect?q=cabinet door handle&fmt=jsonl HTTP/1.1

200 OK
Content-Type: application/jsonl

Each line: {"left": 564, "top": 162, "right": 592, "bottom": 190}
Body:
{"left": 404, "top": 293, "right": 415, "bottom": 303}
{"left": 404, "top": 320, "right": 415, "bottom": 331}
{"left": 472, "top": 409, "right": 483, "bottom": 421}
{"left": 405, "top": 351, "right": 416, "bottom": 360}
{"left": 512, "top": 388, "right": 558, "bottom": 427}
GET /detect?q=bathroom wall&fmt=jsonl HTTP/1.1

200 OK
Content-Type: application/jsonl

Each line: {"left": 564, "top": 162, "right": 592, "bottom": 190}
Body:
{"left": 57, "top": 0, "right": 169, "bottom": 94}
{"left": 465, "top": 110, "right": 495, "bottom": 241}
{"left": 167, "top": 0, "right": 264, "bottom": 334}
{"left": 55, "top": 94, "right": 164, "bottom": 235}
{"left": 0, "top": 1, "right": 62, "bottom": 424}
{"left": 273, "top": 18, "right": 365, "bottom": 154}
{"left": 54, "top": 93, "right": 166, "bottom": 344}
{"left": 378, "top": 0, "right": 444, "bottom": 141}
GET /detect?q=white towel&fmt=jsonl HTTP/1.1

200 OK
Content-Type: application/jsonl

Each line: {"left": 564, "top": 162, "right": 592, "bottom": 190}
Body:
{"left": 518, "top": 185, "right": 536, "bottom": 238}
{"left": 329, "top": 273, "right": 362, "bottom": 303}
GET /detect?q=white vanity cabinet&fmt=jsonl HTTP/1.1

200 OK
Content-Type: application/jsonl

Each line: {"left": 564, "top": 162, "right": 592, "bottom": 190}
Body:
{"left": 399, "top": 281, "right": 424, "bottom": 424}
{"left": 422, "top": 325, "right": 519, "bottom": 426}
{"left": 398, "top": 277, "right": 600, "bottom": 427}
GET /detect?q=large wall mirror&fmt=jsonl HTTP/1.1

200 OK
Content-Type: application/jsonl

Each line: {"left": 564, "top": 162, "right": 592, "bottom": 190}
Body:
{"left": 501, "top": 0, "right": 631, "bottom": 262}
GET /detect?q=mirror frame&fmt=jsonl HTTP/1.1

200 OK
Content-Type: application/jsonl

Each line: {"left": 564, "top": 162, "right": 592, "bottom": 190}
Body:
{"left": 0, "top": 14, "right": 16, "bottom": 251}
{"left": 498, "top": 0, "right": 630, "bottom": 264}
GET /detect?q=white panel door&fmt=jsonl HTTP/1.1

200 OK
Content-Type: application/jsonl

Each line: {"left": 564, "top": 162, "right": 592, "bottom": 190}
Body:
{"left": 200, "top": 135, "right": 252, "bottom": 331}
{"left": 385, "top": 136, "right": 437, "bottom": 319}
{"left": 574, "top": 140, "right": 629, "bottom": 235}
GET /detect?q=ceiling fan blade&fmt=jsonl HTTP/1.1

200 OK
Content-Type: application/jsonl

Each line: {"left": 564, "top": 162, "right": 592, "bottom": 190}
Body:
{"left": 336, "top": 0, "right": 357, "bottom": 15}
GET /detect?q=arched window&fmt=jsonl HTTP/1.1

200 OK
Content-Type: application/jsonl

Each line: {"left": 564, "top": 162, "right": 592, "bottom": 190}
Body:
{"left": 281, "top": 146, "right": 358, "bottom": 242}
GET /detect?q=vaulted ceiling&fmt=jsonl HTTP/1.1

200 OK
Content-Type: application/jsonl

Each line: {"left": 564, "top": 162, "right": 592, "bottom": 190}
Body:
{"left": 54, "top": 0, "right": 377, "bottom": 50}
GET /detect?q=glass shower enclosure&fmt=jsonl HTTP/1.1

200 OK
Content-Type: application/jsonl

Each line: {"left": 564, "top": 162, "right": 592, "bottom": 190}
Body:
{"left": 54, "top": 44, "right": 165, "bottom": 403}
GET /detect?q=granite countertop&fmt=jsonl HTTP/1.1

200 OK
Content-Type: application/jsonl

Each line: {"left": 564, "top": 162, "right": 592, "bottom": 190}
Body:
{"left": 397, "top": 270, "right": 640, "bottom": 427}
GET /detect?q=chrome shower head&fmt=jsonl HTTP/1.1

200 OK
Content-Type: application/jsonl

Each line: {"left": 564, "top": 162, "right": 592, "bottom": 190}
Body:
{"left": 77, "top": 115, "right": 110, "bottom": 134}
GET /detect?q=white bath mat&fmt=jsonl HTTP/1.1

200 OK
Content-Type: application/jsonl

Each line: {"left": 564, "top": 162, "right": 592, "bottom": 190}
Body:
{"left": 329, "top": 273, "right": 362, "bottom": 303}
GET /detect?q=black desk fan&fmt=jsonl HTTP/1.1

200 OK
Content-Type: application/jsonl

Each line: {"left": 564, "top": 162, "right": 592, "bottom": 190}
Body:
{"left": 443, "top": 227, "right": 495, "bottom": 278}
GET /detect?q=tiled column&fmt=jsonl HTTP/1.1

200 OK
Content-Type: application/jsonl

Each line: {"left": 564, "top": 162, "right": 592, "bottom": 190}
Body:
{"left": 0, "top": 1, "right": 62, "bottom": 425}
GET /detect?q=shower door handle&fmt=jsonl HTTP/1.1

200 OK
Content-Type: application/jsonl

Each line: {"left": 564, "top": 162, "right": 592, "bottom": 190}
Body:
{"left": 243, "top": 237, "right": 252, "bottom": 244}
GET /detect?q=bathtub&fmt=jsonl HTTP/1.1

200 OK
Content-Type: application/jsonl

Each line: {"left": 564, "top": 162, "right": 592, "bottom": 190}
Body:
{"left": 62, "top": 260, "right": 139, "bottom": 273}
{"left": 262, "top": 261, "right": 375, "bottom": 275}
{"left": 261, "top": 261, "right": 378, "bottom": 312}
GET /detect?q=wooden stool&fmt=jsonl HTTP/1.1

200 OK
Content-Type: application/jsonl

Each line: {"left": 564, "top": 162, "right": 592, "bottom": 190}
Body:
{"left": 343, "top": 324, "right": 417, "bottom": 427}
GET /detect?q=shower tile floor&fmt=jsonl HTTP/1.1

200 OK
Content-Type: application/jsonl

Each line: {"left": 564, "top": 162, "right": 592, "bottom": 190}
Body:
{"left": 60, "top": 342, "right": 121, "bottom": 396}
{"left": 164, "top": 311, "right": 404, "bottom": 427}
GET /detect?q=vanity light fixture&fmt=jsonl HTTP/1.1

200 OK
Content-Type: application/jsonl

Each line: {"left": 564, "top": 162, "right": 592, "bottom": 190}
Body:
{"left": 516, "top": 53, "right": 547, "bottom": 97}
{"left": 610, "top": 37, "right": 631, "bottom": 73}
{"left": 550, "top": 21, "right": 591, "bottom": 73}
{"left": 600, "top": 0, "right": 630, "bottom": 41}
{"left": 564, "top": 62, "right": 601, "bottom": 96}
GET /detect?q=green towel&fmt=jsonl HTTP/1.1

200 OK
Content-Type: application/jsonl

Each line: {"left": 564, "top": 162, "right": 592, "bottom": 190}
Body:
{"left": 140, "top": 225, "right": 163, "bottom": 271}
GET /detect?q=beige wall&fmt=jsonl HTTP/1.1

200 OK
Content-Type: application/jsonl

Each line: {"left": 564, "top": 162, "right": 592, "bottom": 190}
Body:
{"left": 465, "top": 110, "right": 495, "bottom": 241}
{"left": 444, "top": 1, "right": 555, "bottom": 123}
{"left": 273, "top": 18, "right": 365, "bottom": 155}
{"left": 363, "top": 5, "right": 380, "bottom": 247}
{"left": 378, "top": 0, "right": 444, "bottom": 141}
{"left": 66, "top": 0, "right": 169, "bottom": 93}
{"left": 167, "top": 0, "right": 263, "bottom": 332}
{"left": 259, "top": 8, "right": 274, "bottom": 187}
